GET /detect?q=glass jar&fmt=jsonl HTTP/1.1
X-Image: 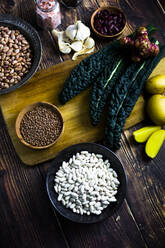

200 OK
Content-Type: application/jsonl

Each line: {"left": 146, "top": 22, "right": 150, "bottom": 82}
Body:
{"left": 36, "top": 0, "right": 61, "bottom": 30}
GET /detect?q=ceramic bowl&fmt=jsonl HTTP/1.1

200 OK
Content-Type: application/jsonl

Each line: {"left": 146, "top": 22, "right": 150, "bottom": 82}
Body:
{"left": 46, "top": 143, "right": 127, "bottom": 223}
{"left": 15, "top": 102, "right": 64, "bottom": 149}
{"left": 91, "top": 6, "right": 127, "bottom": 38}
{"left": 0, "top": 14, "right": 42, "bottom": 95}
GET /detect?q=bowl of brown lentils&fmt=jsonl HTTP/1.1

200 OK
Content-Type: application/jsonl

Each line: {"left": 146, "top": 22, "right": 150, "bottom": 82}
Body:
{"left": 15, "top": 102, "right": 64, "bottom": 149}
{"left": 0, "top": 14, "right": 42, "bottom": 95}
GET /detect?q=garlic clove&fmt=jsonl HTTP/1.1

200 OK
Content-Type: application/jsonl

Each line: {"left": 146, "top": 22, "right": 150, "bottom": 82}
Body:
{"left": 60, "top": 43, "right": 72, "bottom": 54}
{"left": 72, "top": 47, "right": 95, "bottom": 60}
{"left": 70, "top": 40, "right": 83, "bottom": 52}
{"left": 75, "top": 21, "right": 90, "bottom": 41}
{"left": 65, "top": 23, "right": 77, "bottom": 41}
{"left": 52, "top": 29, "right": 64, "bottom": 42}
{"left": 52, "top": 29, "right": 65, "bottom": 46}
{"left": 62, "top": 32, "right": 71, "bottom": 43}
{"left": 84, "top": 37, "right": 95, "bottom": 49}
{"left": 52, "top": 29, "right": 71, "bottom": 54}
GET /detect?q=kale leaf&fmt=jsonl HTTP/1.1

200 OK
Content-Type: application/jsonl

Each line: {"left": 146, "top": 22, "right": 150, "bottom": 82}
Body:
{"left": 59, "top": 40, "right": 120, "bottom": 104}
{"left": 105, "top": 45, "right": 165, "bottom": 150}
{"left": 104, "top": 60, "right": 144, "bottom": 147}
{"left": 90, "top": 54, "right": 125, "bottom": 125}
{"left": 112, "top": 46, "right": 165, "bottom": 149}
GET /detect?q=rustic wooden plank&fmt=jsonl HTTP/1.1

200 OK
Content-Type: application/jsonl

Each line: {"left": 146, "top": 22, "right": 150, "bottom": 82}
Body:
{"left": 4, "top": 56, "right": 165, "bottom": 165}
{"left": 0, "top": 0, "right": 165, "bottom": 248}
{"left": 0, "top": 110, "right": 68, "bottom": 248}
{"left": 119, "top": 0, "right": 165, "bottom": 42}
{"left": 156, "top": 0, "right": 165, "bottom": 13}
{"left": 119, "top": 129, "right": 165, "bottom": 248}
{"left": 53, "top": 200, "right": 148, "bottom": 248}
{"left": 0, "top": 0, "right": 16, "bottom": 14}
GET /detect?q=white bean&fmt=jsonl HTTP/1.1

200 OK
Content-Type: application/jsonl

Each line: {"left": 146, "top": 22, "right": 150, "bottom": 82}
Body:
{"left": 54, "top": 151, "right": 120, "bottom": 216}
{"left": 58, "top": 194, "right": 63, "bottom": 201}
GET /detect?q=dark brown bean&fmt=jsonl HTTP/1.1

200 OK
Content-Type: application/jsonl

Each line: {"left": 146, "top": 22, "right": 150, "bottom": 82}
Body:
{"left": 20, "top": 105, "right": 63, "bottom": 147}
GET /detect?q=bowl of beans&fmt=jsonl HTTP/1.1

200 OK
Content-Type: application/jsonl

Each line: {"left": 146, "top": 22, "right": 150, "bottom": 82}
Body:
{"left": 91, "top": 6, "right": 127, "bottom": 38}
{"left": 46, "top": 143, "right": 127, "bottom": 223}
{"left": 0, "top": 14, "right": 42, "bottom": 95}
{"left": 15, "top": 102, "right": 64, "bottom": 149}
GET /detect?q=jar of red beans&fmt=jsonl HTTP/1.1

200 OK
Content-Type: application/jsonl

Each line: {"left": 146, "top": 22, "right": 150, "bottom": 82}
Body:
{"left": 36, "top": 0, "right": 61, "bottom": 30}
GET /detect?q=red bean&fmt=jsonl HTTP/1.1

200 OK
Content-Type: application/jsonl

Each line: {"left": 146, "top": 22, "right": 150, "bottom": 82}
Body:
{"left": 94, "top": 9, "right": 125, "bottom": 36}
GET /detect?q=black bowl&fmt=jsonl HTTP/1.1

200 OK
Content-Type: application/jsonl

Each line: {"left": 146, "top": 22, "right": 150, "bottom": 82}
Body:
{"left": 46, "top": 143, "right": 127, "bottom": 223}
{"left": 0, "top": 14, "right": 42, "bottom": 95}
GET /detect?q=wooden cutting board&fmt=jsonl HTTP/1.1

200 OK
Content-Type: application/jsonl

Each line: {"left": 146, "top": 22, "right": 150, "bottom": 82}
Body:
{"left": 0, "top": 57, "right": 164, "bottom": 166}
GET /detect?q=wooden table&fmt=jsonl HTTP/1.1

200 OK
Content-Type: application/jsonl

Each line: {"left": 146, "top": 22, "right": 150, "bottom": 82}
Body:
{"left": 0, "top": 0, "right": 165, "bottom": 247}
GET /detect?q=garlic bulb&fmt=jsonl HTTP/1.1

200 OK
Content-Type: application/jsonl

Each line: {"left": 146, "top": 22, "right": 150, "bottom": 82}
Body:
{"left": 52, "top": 21, "right": 95, "bottom": 59}
{"left": 75, "top": 21, "right": 90, "bottom": 41}
{"left": 70, "top": 40, "right": 83, "bottom": 52}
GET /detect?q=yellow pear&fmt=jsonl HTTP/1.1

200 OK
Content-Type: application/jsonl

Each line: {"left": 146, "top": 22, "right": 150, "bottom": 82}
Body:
{"left": 146, "top": 94, "right": 165, "bottom": 125}
{"left": 146, "top": 74, "right": 165, "bottom": 94}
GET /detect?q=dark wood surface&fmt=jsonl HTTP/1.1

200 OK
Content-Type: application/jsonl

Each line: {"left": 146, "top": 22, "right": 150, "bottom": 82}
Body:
{"left": 0, "top": 0, "right": 165, "bottom": 248}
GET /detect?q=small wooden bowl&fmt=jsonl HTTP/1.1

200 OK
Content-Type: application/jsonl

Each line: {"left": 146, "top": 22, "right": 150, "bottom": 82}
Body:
{"left": 91, "top": 6, "right": 127, "bottom": 38}
{"left": 15, "top": 102, "right": 64, "bottom": 150}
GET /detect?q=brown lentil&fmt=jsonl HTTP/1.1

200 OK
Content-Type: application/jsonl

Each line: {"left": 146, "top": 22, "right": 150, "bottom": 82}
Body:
{"left": 20, "top": 105, "right": 62, "bottom": 147}
{"left": 0, "top": 26, "right": 32, "bottom": 90}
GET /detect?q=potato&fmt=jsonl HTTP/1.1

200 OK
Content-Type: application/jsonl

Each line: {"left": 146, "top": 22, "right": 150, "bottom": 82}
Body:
{"left": 133, "top": 126, "right": 161, "bottom": 143}
{"left": 146, "top": 94, "right": 165, "bottom": 125}
{"left": 145, "top": 74, "right": 165, "bottom": 94}
{"left": 145, "top": 129, "right": 165, "bottom": 158}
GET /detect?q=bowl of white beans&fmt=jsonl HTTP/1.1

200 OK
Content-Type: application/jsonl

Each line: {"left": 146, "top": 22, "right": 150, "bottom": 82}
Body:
{"left": 46, "top": 143, "right": 127, "bottom": 223}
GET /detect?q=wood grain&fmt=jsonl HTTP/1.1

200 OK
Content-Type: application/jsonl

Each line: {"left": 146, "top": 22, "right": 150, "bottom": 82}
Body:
{"left": 0, "top": 110, "right": 68, "bottom": 248}
{"left": 55, "top": 201, "right": 148, "bottom": 248}
{"left": 157, "top": 0, "right": 165, "bottom": 11}
{"left": 119, "top": 129, "right": 165, "bottom": 248}
{"left": 0, "top": 0, "right": 16, "bottom": 14}
{"left": 120, "top": 0, "right": 165, "bottom": 43}
{"left": 0, "top": 0, "right": 165, "bottom": 248}
{"left": 1, "top": 56, "right": 165, "bottom": 165}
